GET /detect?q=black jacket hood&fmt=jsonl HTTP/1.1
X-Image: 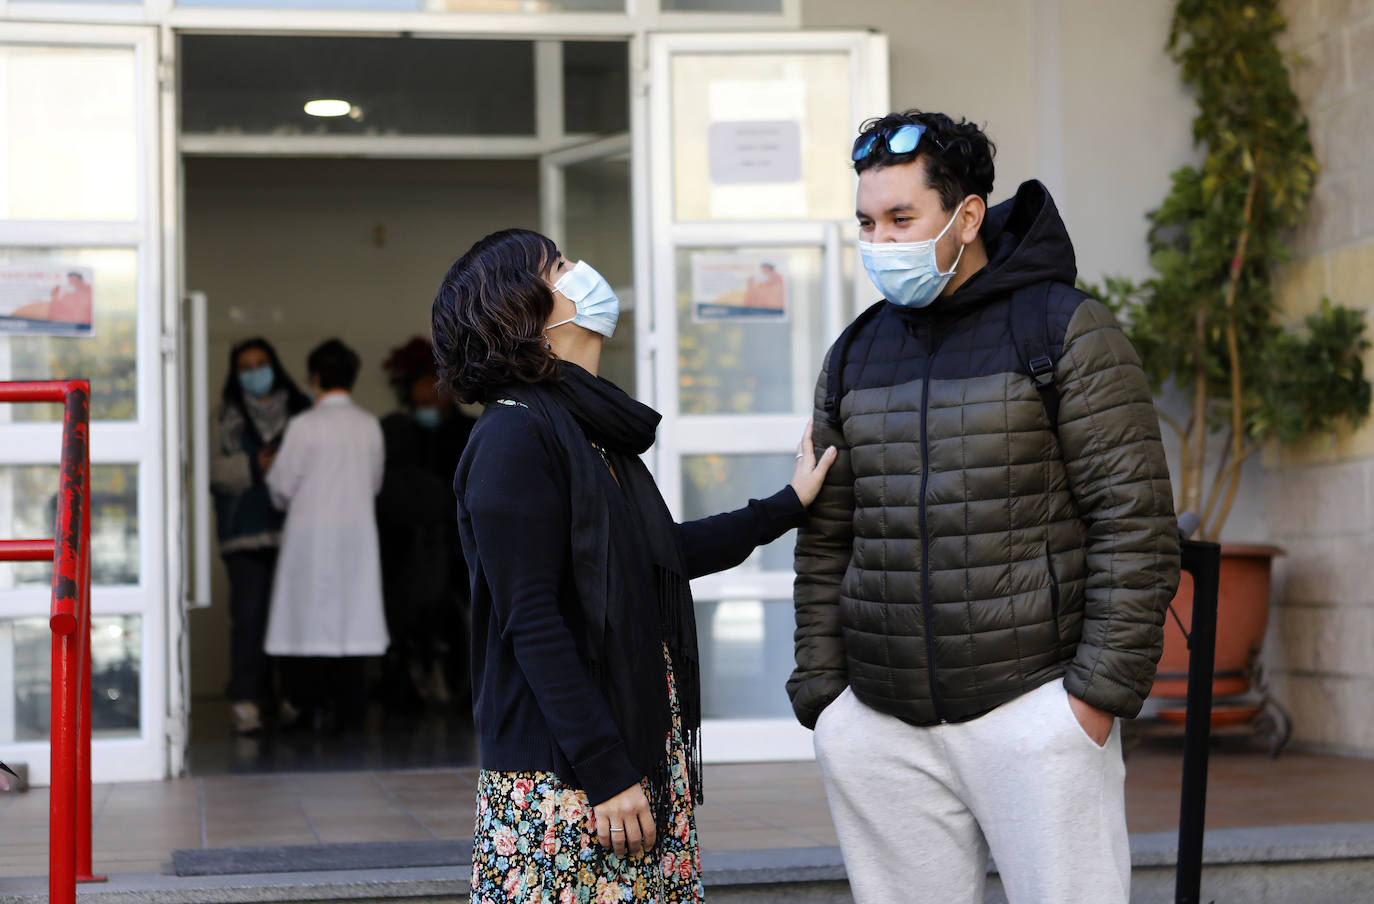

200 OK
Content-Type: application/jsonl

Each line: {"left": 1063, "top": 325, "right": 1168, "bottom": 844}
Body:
{"left": 926, "top": 179, "right": 1077, "bottom": 313}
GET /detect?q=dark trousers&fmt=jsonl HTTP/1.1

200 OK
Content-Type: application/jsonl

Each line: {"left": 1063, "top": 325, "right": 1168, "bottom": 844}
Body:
{"left": 278, "top": 656, "right": 368, "bottom": 730}
{"left": 224, "top": 548, "right": 278, "bottom": 703}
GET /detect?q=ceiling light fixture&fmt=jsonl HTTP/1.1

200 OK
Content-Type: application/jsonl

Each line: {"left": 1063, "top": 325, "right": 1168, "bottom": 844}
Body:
{"left": 304, "top": 99, "right": 352, "bottom": 118}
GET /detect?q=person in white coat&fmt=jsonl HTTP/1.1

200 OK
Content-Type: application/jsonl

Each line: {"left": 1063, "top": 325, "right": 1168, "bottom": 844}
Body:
{"left": 265, "top": 338, "right": 387, "bottom": 732}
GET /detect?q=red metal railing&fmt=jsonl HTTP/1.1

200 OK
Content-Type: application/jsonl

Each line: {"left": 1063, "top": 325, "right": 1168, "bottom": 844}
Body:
{"left": 0, "top": 380, "right": 104, "bottom": 904}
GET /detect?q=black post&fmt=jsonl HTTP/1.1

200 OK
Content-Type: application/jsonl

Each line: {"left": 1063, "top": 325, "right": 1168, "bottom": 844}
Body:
{"left": 1175, "top": 538, "right": 1222, "bottom": 904}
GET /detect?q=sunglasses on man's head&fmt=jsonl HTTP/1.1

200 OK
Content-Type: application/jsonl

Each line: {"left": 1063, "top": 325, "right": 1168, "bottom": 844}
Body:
{"left": 851, "top": 122, "right": 944, "bottom": 162}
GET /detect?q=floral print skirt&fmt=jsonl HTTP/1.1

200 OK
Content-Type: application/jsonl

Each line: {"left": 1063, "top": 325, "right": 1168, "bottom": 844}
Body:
{"left": 470, "top": 647, "right": 703, "bottom": 904}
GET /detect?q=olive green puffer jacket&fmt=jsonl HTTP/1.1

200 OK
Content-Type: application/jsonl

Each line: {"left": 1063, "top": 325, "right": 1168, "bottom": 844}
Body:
{"left": 788, "top": 180, "right": 1180, "bottom": 729}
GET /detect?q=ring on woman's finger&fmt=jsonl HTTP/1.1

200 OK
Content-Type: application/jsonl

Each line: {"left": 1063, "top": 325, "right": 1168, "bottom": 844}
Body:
{"left": 610, "top": 826, "right": 626, "bottom": 834}
{"left": 794, "top": 452, "right": 804, "bottom": 460}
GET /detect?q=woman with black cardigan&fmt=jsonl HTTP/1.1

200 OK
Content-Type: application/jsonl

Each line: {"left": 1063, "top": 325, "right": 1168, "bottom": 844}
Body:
{"left": 431, "top": 229, "right": 836, "bottom": 903}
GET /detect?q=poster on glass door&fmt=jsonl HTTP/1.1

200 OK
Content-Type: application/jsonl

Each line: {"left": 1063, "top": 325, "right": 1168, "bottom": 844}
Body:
{"left": 0, "top": 265, "right": 95, "bottom": 335}
{"left": 691, "top": 253, "right": 789, "bottom": 323}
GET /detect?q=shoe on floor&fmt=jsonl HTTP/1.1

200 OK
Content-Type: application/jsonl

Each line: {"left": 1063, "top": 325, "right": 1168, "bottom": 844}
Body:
{"left": 230, "top": 701, "right": 262, "bottom": 735}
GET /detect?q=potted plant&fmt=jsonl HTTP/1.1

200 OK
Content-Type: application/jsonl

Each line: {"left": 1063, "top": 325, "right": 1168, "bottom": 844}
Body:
{"left": 1088, "top": 0, "right": 1372, "bottom": 742}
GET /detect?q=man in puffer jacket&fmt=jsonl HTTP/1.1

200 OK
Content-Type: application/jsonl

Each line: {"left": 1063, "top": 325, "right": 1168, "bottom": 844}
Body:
{"left": 789, "top": 109, "right": 1181, "bottom": 904}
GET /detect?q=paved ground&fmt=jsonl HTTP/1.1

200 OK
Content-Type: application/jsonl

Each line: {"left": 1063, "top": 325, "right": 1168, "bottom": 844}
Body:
{"left": 1, "top": 740, "right": 1372, "bottom": 880}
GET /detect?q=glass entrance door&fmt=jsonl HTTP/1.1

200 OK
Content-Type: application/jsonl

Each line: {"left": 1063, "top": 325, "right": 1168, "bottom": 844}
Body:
{"left": 542, "top": 132, "right": 635, "bottom": 391}
{"left": 0, "top": 23, "right": 165, "bottom": 783}
{"left": 642, "top": 30, "right": 887, "bottom": 761}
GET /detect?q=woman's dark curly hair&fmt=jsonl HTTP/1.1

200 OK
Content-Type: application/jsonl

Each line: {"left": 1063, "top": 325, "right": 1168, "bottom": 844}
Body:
{"left": 431, "top": 228, "right": 561, "bottom": 404}
{"left": 852, "top": 109, "right": 996, "bottom": 211}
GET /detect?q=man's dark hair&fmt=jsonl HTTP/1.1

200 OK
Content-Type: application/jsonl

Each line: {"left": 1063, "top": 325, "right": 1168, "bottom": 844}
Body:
{"left": 852, "top": 109, "right": 997, "bottom": 211}
{"left": 430, "top": 228, "right": 561, "bottom": 405}
{"left": 307, "top": 338, "right": 362, "bottom": 391}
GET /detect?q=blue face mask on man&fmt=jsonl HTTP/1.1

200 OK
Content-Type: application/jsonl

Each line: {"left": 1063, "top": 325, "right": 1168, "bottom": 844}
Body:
{"left": 238, "top": 365, "right": 275, "bottom": 398}
{"left": 548, "top": 260, "right": 620, "bottom": 338}
{"left": 859, "top": 201, "right": 969, "bottom": 309}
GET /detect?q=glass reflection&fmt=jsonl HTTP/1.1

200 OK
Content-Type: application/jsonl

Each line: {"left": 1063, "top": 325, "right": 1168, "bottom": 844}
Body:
{"left": 181, "top": 36, "right": 536, "bottom": 136}
{"left": 4, "top": 615, "right": 141, "bottom": 742}
{"left": 695, "top": 599, "right": 794, "bottom": 719}
{"left": 0, "top": 465, "right": 139, "bottom": 588}
{"left": 670, "top": 52, "right": 851, "bottom": 222}
{"left": 681, "top": 453, "right": 795, "bottom": 573}
{"left": 177, "top": 0, "right": 622, "bottom": 8}
{"left": 0, "top": 47, "right": 138, "bottom": 221}
{"left": 677, "top": 247, "right": 824, "bottom": 415}
{"left": 564, "top": 42, "right": 629, "bottom": 135}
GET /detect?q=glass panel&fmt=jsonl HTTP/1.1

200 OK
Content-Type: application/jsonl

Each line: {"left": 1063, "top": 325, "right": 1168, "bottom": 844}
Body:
{"left": 664, "top": 0, "right": 780, "bottom": 9}
{"left": 181, "top": 36, "right": 535, "bottom": 136}
{"left": 681, "top": 452, "right": 795, "bottom": 573}
{"left": 563, "top": 42, "right": 628, "bottom": 135}
{"left": 2, "top": 615, "right": 141, "bottom": 742}
{"left": 677, "top": 246, "right": 824, "bottom": 415}
{"left": 178, "top": 0, "right": 621, "bottom": 8}
{"left": 670, "top": 52, "right": 851, "bottom": 222}
{"left": 696, "top": 599, "right": 793, "bottom": 719}
{"left": 564, "top": 155, "right": 633, "bottom": 394}
{"left": 0, "top": 248, "right": 138, "bottom": 422}
{"left": 0, "top": 464, "right": 139, "bottom": 588}
{"left": 0, "top": 46, "right": 138, "bottom": 221}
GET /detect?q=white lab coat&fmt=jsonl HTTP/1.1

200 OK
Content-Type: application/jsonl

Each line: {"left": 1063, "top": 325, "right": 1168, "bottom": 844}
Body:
{"left": 264, "top": 393, "right": 388, "bottom": 657}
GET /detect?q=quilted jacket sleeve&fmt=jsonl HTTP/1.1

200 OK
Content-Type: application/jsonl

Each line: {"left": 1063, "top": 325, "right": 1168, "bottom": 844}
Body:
{"left": 787, "top": 357, "right": 857, "bottom": 729}
{"left": 1056, "top": 298, "right": 1181, "bottom": 718}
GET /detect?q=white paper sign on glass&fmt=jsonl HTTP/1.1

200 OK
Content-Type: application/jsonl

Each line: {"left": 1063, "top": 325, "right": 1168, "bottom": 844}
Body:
{"left": 706, "top": 120, "right": 803, "bottom": 185}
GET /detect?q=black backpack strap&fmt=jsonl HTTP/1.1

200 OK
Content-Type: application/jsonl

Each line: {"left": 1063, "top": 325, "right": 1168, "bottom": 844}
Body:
{"left": 823, "top": 301, "right": 887, "bottom": 428}
{"left": 1008, "top": 281, "right": 1060, "bottom": 430}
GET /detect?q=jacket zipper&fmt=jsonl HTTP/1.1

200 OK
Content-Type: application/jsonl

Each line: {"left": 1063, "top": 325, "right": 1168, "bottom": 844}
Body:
{"left": 1045, "top": 539, "right": 1061, "bottom": 644}
{"left": 919, "top": 331, "right": 946, "bottom": 722}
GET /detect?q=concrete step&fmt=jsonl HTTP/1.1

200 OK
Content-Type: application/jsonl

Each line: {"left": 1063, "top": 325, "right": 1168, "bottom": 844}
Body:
{"left": 0, "top": 823, "right": 1369, "bottom": 904}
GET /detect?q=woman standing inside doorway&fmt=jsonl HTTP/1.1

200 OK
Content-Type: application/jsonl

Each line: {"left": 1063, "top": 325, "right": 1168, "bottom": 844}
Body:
{"left": 432, "top": 229, "right": 836, "bottom": 903}
{"left": 210, "top": 338, "right": 311, "bottom": 735}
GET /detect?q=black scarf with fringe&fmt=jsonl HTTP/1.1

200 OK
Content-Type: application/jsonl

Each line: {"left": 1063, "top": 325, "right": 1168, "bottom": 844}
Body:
{"left": 501, "top": 362, "right": 703, "bottom": 833}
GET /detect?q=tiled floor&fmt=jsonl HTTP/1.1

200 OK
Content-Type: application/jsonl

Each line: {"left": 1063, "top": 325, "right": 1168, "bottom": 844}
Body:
{"left": 1, "top": 742, "right": 1372, "bottom": 880}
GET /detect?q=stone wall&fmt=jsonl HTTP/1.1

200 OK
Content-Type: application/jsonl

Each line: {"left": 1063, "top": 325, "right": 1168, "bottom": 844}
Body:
{"left": 1265, "top": 0, "right": 1374, "bottom": 756}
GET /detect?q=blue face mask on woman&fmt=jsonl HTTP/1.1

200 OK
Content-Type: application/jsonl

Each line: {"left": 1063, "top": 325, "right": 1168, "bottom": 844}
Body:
{"left": 238, "top": 365, "right": 275, "bottom": 398}
{"left": 548, "top": 260, "right": 620, "bottom": 338}
{"left": 413, "top": 405, "right": 442, "bottom": 429}
{"left": 859, "top": 201, "right": 969, "bottom": 308}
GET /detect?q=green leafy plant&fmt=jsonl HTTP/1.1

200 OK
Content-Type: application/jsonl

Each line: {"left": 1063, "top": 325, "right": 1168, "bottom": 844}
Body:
{"left": 1088, "top": 0, "right": 1371, "bottom": 541}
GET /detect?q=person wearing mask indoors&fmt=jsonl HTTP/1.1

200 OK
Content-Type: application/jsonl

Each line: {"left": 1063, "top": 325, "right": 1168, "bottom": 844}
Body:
{"left": 431, "top": 229, "right": 837, "bottom": 903}
{"left": 210, "top": 338, "right": 312, "bottom": 736}
{"left": 376, "top": 336, "right": 477, "bottom": 710}
{"left": 265, "top": 338, "right": 387, "bottom": 734}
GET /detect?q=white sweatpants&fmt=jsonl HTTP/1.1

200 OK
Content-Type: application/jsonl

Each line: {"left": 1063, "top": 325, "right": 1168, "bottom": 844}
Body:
{"left": 814, "top": 679, "right": 1131, "bottom": 904}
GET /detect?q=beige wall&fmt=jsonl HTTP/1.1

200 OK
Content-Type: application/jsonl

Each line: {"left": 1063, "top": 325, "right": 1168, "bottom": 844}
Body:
{"left": 1264, "top": 0, "right": 1374, "bottom": 756}
{"left": 185, "top": 157, "right": 541, "bottom": 700}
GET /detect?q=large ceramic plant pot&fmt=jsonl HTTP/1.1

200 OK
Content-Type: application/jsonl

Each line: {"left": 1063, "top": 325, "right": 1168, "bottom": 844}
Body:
{"left": 1150, "top": 543, "right": 1284, "bottom": 701}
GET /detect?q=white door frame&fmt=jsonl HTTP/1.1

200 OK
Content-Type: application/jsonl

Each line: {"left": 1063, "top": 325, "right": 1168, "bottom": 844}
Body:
{"left": 640, "top": 29, "right": 887, "bottom": 762}
{"left": 0, "top": 21, "right": 167, "bottom": 784}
